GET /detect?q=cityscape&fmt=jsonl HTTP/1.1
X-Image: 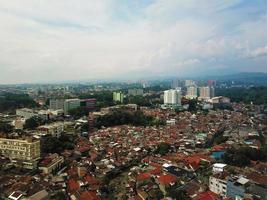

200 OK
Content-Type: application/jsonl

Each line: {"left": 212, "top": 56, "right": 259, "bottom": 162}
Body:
{"left": 0, "top": 1, "right": 267, "bottom": 200}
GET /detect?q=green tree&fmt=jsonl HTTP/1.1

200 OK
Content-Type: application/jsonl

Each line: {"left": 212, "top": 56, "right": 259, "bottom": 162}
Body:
{"left": 0, "top": 121, "right": 13, "bottom": 133}
{"left": 23, "top": 116, "right": 44, "bottom": 130}
{"left": 155, "top": 143, "right": 171, "bottom": 156}
{"left": 167, "top": 187, "right": 190, "bottom": 200}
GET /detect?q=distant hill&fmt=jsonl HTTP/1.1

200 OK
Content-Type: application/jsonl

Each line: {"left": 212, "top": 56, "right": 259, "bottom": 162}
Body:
{"left": 205, "top": 72, "right": 267, "bottom": 86}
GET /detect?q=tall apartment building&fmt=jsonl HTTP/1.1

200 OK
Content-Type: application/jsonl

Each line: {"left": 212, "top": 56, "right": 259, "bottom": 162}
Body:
{"left": 64, "top": 99, "right": 81, "bottom": 115}
{"left": 186, "top": 86, "right": 198, "bottom": 99}
{"left": 185, "top": 80, "right": 196, "bottom": 87}
{"left": 128, "top": 89, "right": 144, "bottom": 96}
{"left": 0, "top": 137, "right": 40, "bottom": 169}
{"left": 49, "top": 99, "right": 65, "bottom": 110}
{"left": 207, "top": 80, "right": 216, "bottom": 87}
{"left": 113, "top": 92, "right": 124, "bottom": 103}
{"left": 171, "top": 79, "right": 181, "bottom": 89}
{"left": 199, "top": 87, "right": 215, "bottom": 100}
{"left": 163, "top": 89, "right": 181, "bottom": 105}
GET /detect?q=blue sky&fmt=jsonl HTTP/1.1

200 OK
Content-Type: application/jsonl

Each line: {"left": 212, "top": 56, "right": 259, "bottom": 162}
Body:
{"left": 0, "top": 0, "right": 266, "bottom": 83}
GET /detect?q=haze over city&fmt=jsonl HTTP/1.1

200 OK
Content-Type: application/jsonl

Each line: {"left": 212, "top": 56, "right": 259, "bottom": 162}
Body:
{"left": 0, "top": 0, "right": 266, "bottom": 84}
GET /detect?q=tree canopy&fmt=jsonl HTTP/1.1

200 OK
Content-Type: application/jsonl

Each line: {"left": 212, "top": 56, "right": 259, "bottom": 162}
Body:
{"left": 94, "top": 110, "right": 165, "bottom": 128}
{"left": 216, "top": 86, "right": 267, "bottom": 105}
{"left": 0, "top": 93, "right": 38, "bottom": 113}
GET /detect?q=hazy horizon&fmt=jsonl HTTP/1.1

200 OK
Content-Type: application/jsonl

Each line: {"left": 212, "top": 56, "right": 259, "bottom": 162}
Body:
{"left": 0, "top": 0, "right": 267, "bottom": 84}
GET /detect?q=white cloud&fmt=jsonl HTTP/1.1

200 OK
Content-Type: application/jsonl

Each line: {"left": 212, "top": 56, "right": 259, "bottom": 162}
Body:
{"left": 0, "top": 0, "right": 266, "bottom": 83}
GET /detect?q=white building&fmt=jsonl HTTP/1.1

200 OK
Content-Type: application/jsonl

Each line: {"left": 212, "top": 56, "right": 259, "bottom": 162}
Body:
{"left": 185, "top": 80, "right": 196, "bottom": 87}
{"left": 210, "top": 96, "right": 230, "bottom": 104}
{"left": 213, "top": 163, "right": 227, "bottom": 173}
{"left": 199, "top": 87, "right": 215, "bottom": 100}
{"left": 186, "top": 86, "right": 198, "bottom": 99}
{"left": 39, "top": 153, "right": 64, "bottom": 174}
{"left": 16, "top": 108, "right": 38, "bottom": 119}
{"left": 209, "top": 173, "right": 228, "bottom": 197}
{"left": 163, "top": 89, "right": 181, "bottom": 105}
{"left": 37, "top": 122, "right": 64, "bottom": 138}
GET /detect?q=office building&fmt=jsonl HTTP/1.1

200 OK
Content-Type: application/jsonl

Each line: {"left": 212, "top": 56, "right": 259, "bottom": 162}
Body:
{"left": 186, "top": 86, "right": 198, "bottom": 99}
{"left": 0, "top": 137, "right": 40, "bottom": 169}
{"left": 113, "top": 92, "right": 124, "bottom": 103}
{"left": 128, "top": 89, "right": 144, "bottom": 96}
{"left": 64, "top": 99, "right": 80, "bottom": 115}
{"left": 199, "top": 87, "right": 215, "bottom": 100}
{"left": 163, "top": 89, "right": 181, "bottom": 105}
{"left": 80, "top": 98, "right": 97, "bottom": 111}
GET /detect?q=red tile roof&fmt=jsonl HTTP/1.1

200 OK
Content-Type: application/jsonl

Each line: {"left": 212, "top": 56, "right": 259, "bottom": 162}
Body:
{"left": 80, "top": 191, "right": 100, "bottom": 200}
{"left": 158, "top": 174, "right": 177, "bottom": 185}
{"left": 136, "top": 173, "right": 151, "bottom": 182}
{"left": 197, "top": 191, "right": 220, "bottom": 200}
{"left": 68, "top": 179, "right": 79, "bottom": 192}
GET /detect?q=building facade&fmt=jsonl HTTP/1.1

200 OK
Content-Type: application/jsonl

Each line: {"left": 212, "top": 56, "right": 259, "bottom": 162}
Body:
{"left": 49, "top": 99, "right": 65, "bottom": 110}
{"left": 64, "top": 99, "right": 81, "bottom": 115}
{"left": 113, "top": 92, "right": 124, "bottom": 103}
{"left": 39, "top": 153, "right": 64, "bottom": 174}
{"left": 128, "top": 89, "right": 144, "bottom": 96}
{"left": 186, "top": 86, "right": 198, "bottom": 99}
{"left": 0, "top": 137, "right": 40, "bottom": 169}
{"left": 199, "top": 87, "right": 215, "bottom": 100}
{"left": 163, "top": 89, "right": 182, "bottom": 105}
{"left": 37, "top": 122, "right": 64, "bottom": 138}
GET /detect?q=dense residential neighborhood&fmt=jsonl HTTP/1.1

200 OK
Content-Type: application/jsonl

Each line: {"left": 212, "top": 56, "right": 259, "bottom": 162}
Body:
{"left": 0, "top": 79, "right": 266, "bottom": 200}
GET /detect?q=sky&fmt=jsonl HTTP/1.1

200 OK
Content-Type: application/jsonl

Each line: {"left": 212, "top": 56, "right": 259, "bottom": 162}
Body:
{"left": 0, "top": 0, "right": 266, "bottom": 84}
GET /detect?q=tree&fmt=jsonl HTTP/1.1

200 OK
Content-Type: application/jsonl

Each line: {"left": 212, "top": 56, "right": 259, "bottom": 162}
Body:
{"left": 155, "top": 143, "right": 171, "bottom": 156}
{"left": 68, "top": 107, "right": 90, "bottom": 119}
{"left": 188, "top": 99, "right": 198, "bottom": 112}
{"left": 167, "top": 187, "right": 190, "bottom": 200}
{"left": 23, "top": 116, "right": 44, "bottom": 130}
{"left": 0, "top": 121, "right": 13, "bottom": 133}
{"left": 0, "top": 93, "right": 38, "bottom": 113}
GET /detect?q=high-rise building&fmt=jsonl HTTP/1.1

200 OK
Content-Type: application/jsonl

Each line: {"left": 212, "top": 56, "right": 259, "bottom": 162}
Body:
{"left": 199, "top": 87, "right": 215, "bottom": 100}
{"left": 185, "top": 80, "right": 196, "bottom": 87}
{"left": 49, "top": 99, "right": 65, "bottom": 110}
{"left": 113, "top": 92, "right": 124, "bottom": 103}
{"left": 207, "top": 80, "right": 216, "bottom": 87}
{"left": 80, "top": 98, "right": 97, "bottom": 111}
{"left": 0, "top": 137, "right": 40, "bottom": 169}
{"left": 128, "top": 89, "right": 144, "bottom": 96}
{"left": 163, "top": 89, "right": 181, "bottom": 105}
{"left": 171, "top": 79, "right": 181, "bottom": 89}
{"left": 186, "top": 86, "right": 198, "bottom": 99}
{"left": 64, "top": 99, "right": 81, "bottom": 115}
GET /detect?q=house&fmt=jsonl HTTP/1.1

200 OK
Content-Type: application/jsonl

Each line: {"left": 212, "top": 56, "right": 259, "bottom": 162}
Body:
{"left": 157, "top": 174, "right": 178, "bottom": 194}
